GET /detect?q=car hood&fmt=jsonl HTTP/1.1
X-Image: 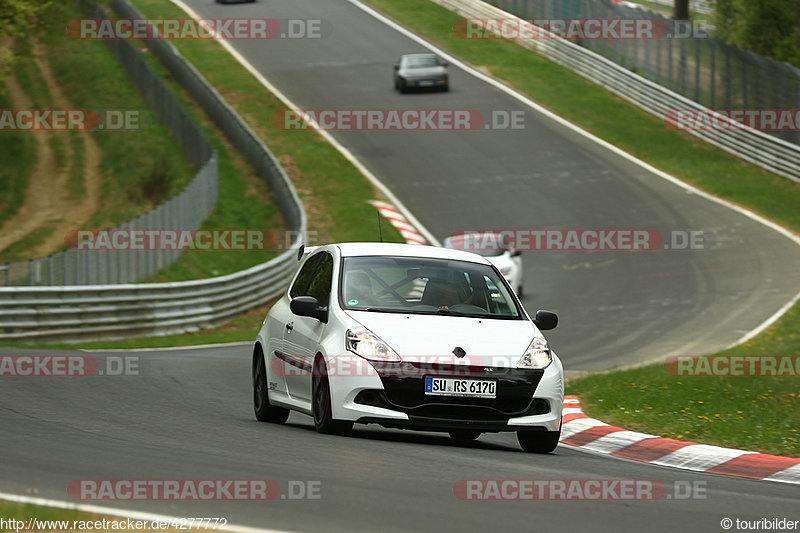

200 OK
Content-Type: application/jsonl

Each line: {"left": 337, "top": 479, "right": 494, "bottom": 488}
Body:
{"left": 399, "top": 66, "right": 447, "bottom": 78}
{"left": 342, "top": 311, "right": 538, "bottom": 367}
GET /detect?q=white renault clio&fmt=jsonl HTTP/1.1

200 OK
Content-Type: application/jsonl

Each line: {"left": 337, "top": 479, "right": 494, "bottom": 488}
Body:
{"left": 252, "top": 243, "right": 564, "bottom": 453}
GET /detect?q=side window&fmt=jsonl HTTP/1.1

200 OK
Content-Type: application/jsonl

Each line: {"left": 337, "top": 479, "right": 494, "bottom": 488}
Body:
{"left": 306, "top": 253, "right": 334, "bottom": 307}
{"left": 289, "top": 254, "right": 322, "bottom": 299}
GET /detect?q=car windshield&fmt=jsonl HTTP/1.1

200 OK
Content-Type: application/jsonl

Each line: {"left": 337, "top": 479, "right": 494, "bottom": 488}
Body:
{"left": 402, "top": 55, "right": 440, "bottom": 68}
{"left": 340, "top": 256, "right": 521, "bottom": 319}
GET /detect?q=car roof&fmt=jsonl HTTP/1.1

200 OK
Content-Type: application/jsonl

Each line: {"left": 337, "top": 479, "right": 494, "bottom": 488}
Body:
{"left": 329, "top": 242, "right": 492, "bottom": 264}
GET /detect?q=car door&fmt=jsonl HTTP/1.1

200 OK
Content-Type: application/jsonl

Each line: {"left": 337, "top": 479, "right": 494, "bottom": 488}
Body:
{"left": 266, "top": 255, "right": 319, "bottom": 399}
{"left": 282, "top": 251, "right": 334, "bottom": 402}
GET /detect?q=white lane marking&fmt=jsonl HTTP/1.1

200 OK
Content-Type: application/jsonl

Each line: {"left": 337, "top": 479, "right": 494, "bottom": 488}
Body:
{"left": 0, "top": 492, "right": 293, "bottom": 533}
{"left": 166, "top": 0, "right": 440, "bottom": 248}
{"left": 345, "top": 0, "right": 800, "bottom": 347}
{"left": 650, "top": 445, "right": 754, "bottom": 472}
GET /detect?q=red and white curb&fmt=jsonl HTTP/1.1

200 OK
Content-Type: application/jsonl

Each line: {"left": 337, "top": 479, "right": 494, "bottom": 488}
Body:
{"left": 561, "top": 396, "right": 800, "bottom": 484}
{"left": 371, "top": 201, "right": 428, "bottom": 246}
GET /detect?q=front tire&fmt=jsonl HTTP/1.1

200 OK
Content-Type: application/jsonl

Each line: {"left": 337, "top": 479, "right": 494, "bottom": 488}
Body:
{"left": 312, "top": 357, "right": 353, "bottom": 435}
{"left": 517, "top": 428, "right": 560, "bottom": 453}
{"left": 253, "top": 352, "right": 290, "bottom": 423}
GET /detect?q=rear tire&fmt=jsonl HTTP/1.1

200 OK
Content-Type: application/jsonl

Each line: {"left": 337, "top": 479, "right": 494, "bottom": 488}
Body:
{"left": 253, "top": 353, "right": 290, "bottom": 424}
{"left": 449, "top": 430, "right": 481, "bottom": 443}
{"left": 517, "top": 429, "right": 560, "bottom": 453}
{"left": 312, "top": 358, "right": 353, "bottom": 435}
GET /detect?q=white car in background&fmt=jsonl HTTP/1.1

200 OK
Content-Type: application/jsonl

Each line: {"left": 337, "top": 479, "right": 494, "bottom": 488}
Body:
{"left": 443, "top": 233, "right": 524, "bottom": 298}
{"left": 252, "top": 242, "right": 563, "bottom": 453}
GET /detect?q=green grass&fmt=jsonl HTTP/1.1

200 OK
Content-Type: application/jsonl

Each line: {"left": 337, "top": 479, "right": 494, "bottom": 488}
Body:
{"left": 67, "top": 132, "right": 85, "bottom": 199}
{"left": 567, "top": 295, "right": 800, "bottom": 457}
{"left": 0, "top": 501, "right": 87, "bottom": 524}
{"left": 0, "top": 93, "right": 35, "bottom": 228}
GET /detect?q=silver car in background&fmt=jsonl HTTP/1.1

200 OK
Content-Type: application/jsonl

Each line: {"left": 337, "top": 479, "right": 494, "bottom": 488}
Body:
{"left": 394, "top": 53, "right": 449, "bottom": 93}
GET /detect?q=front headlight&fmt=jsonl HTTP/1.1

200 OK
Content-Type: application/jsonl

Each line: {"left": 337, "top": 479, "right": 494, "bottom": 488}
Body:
{"left": 517, "top": 337, "right": 552, "bottom": 369}
{"left": 346, "top": 327, "right": 400, "bottom": 362}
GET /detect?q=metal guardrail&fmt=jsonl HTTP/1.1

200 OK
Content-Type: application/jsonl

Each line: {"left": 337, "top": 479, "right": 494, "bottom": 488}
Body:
{"left": 434, "top": 0, "right": 800, "bottom": 183}
{"left": 0, "top": 0, "right": 306, "bottom": 342}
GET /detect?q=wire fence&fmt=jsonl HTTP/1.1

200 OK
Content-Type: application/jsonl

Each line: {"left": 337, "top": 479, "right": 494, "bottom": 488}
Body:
{"left": 487, "top": 0, "right": 800, "bottom": 145}
{"left": 0, "top": 3, "right": 218, "bottom": 286}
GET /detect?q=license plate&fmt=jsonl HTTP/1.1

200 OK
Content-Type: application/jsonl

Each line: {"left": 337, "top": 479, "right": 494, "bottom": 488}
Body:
{"left": 418, "top": 80, "right": 434, "bottom": 87}
{"left": 425, "top": 377, "right": 496, "bottom": 398}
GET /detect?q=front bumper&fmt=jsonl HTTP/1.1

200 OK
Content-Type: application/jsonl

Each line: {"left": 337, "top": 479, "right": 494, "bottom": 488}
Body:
{"left": 332, "top": 357, "right": 563, "bottom": 433}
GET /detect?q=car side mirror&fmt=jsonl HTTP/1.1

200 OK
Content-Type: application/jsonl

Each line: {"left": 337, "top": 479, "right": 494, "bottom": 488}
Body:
{"left": 393, "top": 64, "right": 399, "bottom": 70}
{"left": 533, "top": 310, "right": 558, "bottom": 331}
{"left": 290, "top": 296, "right": 328, "bottom": 323}
{"left": 441, "top": 61, "right": 449, "bottom": 67}
{"left": 510, "top": 249, "right": 522, "bottom": 257}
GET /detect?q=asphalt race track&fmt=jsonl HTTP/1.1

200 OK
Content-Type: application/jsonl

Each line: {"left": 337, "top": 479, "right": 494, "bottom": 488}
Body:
{"left": 1, "top": 0, "right": 799, "bottom": 531}
{"left": 1, "top": 346, "right": 798, "bottom": 533}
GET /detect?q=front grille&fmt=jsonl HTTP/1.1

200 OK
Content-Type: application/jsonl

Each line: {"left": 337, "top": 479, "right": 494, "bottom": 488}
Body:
{"left": 359, "top": 362, "right": 546, "bottom": 422}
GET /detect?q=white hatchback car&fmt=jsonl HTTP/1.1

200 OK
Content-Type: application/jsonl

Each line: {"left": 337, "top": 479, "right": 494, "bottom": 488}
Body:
{"left": 252, "top": 243, "right": 563, "bottom": 453}
{"left": 443, "top": 233, "right": 524, "bottom": 297}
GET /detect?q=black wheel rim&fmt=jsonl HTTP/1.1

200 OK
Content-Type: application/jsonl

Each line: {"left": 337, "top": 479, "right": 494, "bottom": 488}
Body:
{"left": 313, "top": 377, "right": 327, "bottom": 424}
{"left": 254, "top": 358, "right": 266, "bottom": 411}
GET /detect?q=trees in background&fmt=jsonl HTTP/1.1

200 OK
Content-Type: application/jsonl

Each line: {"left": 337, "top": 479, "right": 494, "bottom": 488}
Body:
{"left": 714, "top": 0, "right": 800, "bottom": 68}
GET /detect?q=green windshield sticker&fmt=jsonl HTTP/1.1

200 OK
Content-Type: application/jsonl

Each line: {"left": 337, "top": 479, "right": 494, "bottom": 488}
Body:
{"left": 348, "top": 299, "right": 359, "bottom": 305}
